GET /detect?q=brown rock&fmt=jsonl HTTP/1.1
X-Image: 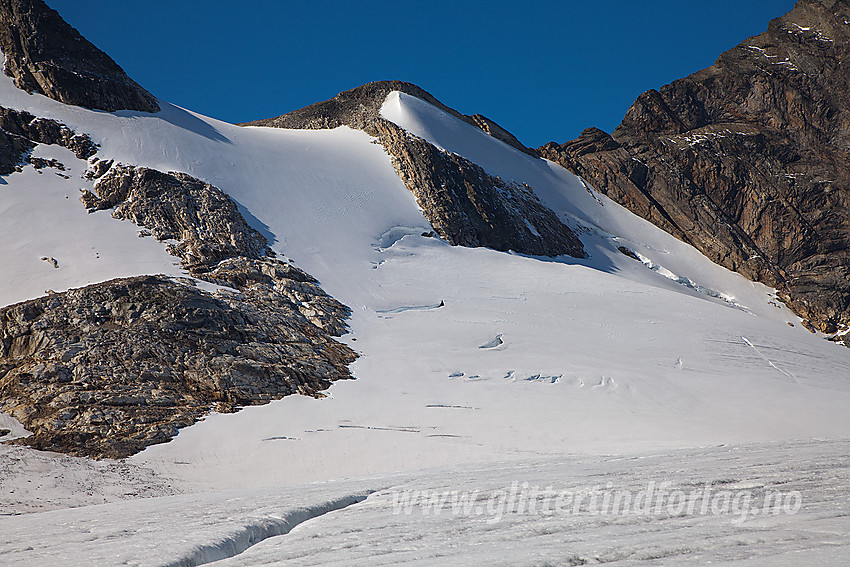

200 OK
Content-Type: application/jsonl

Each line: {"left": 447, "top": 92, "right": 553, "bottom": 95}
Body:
{"left": 0, "top": 274, "right": 355, "bottom": 458}
{"left": 86, "top": 164, "right": 270, "bottom": 271}
{"left": 2, "top": 164, "right": 356, "bottom": 458}
{"left": 540, "top": 0, "right": 850, "bottom": 334}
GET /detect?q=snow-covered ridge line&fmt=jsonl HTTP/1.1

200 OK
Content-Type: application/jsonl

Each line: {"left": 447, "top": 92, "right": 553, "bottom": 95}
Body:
{"left": 164, "top": 492, "right": 372, "bottom": 567}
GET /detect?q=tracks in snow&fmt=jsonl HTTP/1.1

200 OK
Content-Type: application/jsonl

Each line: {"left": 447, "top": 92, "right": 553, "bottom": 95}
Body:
{"left": 741, "top": 336, "right": 799, "bottom": 383}
{"left": 376, "top": 302, "right": 444, "bottom": 316}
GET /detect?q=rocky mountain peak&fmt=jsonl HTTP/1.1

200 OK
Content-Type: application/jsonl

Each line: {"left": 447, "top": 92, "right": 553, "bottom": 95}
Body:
{"left": 614, "top": 0, "right": 850, "bottom": 144}
{"left": 243, "top": 80, "right": 537, "bottom": 157}
{"left": 0, "top": 0, "right": 159, "bottom": 112}
{"left": 245, "top": 81, "right": 585, "bottom": 259}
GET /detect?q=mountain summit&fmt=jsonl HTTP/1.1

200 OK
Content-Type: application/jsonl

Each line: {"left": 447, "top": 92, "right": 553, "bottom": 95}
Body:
{"left": 245, "top": 81, "right": 586, "bottom": 259}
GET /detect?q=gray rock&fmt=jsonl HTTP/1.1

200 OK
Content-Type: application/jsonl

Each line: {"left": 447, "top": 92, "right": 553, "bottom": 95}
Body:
{"left": 0, "top": 274, "right": 355, "bottom": 459}
{"left": 85, "top": 164, "right": 270, "bottom": 271}
{"left": 2, "top": 162, "right": 356, "bottom": 458}
{"left": 244, "top": 80, "right": 537, "bottom": 156}
{"left": 0, "top": 105, "right": 97, "bottom": 175}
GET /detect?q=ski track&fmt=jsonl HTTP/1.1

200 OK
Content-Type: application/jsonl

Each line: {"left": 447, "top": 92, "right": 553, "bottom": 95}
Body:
{"left": 741, "top": 336, "right": 800, "bottom": 383}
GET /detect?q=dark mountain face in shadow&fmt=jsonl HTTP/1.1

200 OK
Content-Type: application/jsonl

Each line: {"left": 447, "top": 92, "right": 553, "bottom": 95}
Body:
{"left": 0, "top": 0, "right": 159, "bottom": 112}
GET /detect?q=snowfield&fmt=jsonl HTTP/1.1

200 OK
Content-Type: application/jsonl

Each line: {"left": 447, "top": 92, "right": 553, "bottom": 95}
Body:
{"left": 2, "top": 440, "right": 848, "bottom": 566}
{"left": 1, "top": 65, "right": 849, "bottom": 565}
{"left": 0, "top": 143, "right": 183, "bottom": 308}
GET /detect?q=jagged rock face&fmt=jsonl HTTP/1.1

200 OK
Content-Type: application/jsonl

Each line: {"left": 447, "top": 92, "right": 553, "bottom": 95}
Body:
{"left": 0, "top": 274, "right": 355, "bottom": 458}
{"left": 83, "top": 163, "right": 270, "bottom": 272}
{"left": 540, "top": 0, "right": 850, "bottom": 334}
{"left": 0, "top": 0, "right": 159, "bottom": 113}
{"left": 245, "top": 81, "right": 584, "bottom": 258}
{"left": 0, "top": 105, "right": 97, "bottom": 174}
{"left": 374, "top": 121, "right": 584, "bottom": 256}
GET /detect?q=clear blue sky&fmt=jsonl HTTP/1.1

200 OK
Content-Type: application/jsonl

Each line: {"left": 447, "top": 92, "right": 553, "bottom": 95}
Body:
{"left": 49, "top": 0, "right": 796, "bottom": 147}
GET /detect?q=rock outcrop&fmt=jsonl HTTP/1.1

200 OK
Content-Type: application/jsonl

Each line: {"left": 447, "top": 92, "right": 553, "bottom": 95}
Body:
{"left": 0, "top": 2, "right": 358, "bottom": 458}
{"left": 0, "top": 273, "right": 355, "bottom": 458}
{"left": 374, "top": 120, "right": 584, "bottom": 256}
{"left": 0, "top": 105, "right": 97, "bottom": 174}
{"left": 83, "top": 163, "right": 271, "bottom": 272}
{"left": 0, "top": 163, "right": 356, "bottom": 458}
{"left": 540, "top": 0, "right": 850, "bottom": 336}
{"left": 244, "top": 81, "right": 585, "bottom": 259}
{"left": 0, "top": 0, "right": 159, "bottom": 113}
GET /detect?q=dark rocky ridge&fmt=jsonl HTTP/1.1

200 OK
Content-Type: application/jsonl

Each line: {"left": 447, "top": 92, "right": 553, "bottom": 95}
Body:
{"left": 540, "top": 0, "right": 850, "bottom": 338}
{"left": 246, "top": 80, "right": 537, "bottom": 157}
{"left": 0, "top": 0, "right": 159, "bottom": 113}
{"left": 0, "top": 1, "right": 356, "bottom": 458}
{"left": 244, "top": 81, "right": 585, "bottom": 259}
{"left": 0, "top": 105, "right": 97, "bottom": 174}
{"left": 1, "top": 163, "right": 356, "bottom": 458}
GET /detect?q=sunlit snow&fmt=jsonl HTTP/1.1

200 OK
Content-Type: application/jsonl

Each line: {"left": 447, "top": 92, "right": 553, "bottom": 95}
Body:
{"left": 1, "top": 70, "right": 848, "bottom": 565}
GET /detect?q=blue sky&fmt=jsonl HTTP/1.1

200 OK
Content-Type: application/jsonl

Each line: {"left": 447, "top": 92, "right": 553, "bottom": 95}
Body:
{"left": 50, "top": 0, "right": 795, "bottom": 147}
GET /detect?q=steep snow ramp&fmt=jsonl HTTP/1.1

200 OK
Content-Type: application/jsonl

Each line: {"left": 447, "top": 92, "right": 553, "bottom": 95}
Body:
{"left": 0, "top": 144, "right": 183, "bottom": 307}
{"left": 381, "top": 90, "right": 541, "bottom": 180}
{"left": 0, "top": 64, "right": 428, "bottom": 302}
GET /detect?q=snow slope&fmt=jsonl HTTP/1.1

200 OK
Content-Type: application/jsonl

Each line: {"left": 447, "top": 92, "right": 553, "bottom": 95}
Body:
{"left": 132, "top": 90, "right": 850, "bottom": 490}
{"left": 0, "top": 143, "right": 183, "bottom": 307}
{"left": 2, "top": 439, "right": 847, "bottom": 566}
{"left": 2, "top": 68, "right": 850, "bottom": 564}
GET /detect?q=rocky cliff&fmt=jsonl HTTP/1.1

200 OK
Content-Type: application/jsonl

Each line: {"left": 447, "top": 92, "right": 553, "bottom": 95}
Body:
{"left": 0, "top": 105, "right": 97, "bottom": 174}
{"left": 0, "top": 0, "right": 159, "bottom": 112}
{"left": 540, "top": 0, "right": 850, "bottom": 339}
{"left": 0, "top": 162, "right": 356, "bottom": 458}
{"left": 0, "top": 272, "right": 354, "bottom": 458}
{"left": 244, "top": 81, "right": 585, "bottom": 259}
